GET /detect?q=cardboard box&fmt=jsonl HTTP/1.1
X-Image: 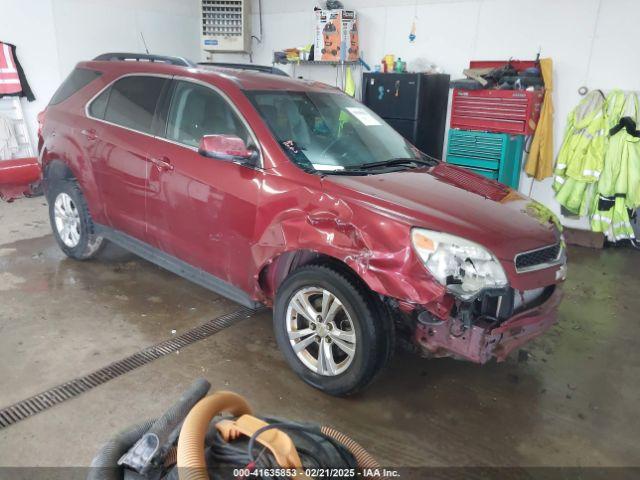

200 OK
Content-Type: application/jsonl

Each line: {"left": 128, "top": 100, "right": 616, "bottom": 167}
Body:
{"left": 314, "top": 9, "right": 358, "bottom": 62}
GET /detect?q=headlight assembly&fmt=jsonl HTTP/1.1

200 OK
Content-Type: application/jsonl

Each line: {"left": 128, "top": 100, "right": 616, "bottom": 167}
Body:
{"left": 411, "top": 228, "right": 508, "bottom": 300}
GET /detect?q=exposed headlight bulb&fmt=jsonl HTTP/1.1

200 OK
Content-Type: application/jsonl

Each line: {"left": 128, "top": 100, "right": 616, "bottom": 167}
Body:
{"left": 411, "top": 228, "right": 508, "bottom": 300}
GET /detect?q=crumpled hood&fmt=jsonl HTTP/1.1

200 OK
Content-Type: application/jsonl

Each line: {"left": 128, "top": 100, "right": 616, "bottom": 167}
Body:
{"left": 322, "top": 163, "right": 559, "bottom": 262}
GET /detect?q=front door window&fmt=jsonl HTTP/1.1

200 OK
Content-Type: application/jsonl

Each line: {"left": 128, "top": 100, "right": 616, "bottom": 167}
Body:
{"left": 165, "top": 81, "right": 250, "bottom": 148}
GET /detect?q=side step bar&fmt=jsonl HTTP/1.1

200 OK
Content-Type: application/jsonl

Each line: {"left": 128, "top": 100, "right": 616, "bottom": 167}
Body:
{"left": 95, "top": 225, "right": 262, "bottom": 309}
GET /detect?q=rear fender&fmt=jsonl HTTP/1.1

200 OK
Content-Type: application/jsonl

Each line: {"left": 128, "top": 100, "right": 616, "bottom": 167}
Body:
{"left": 41, "top": 132, "right": 104, "bottom": 223}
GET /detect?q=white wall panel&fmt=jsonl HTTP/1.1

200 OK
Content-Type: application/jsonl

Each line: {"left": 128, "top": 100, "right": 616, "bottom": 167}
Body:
{"left": 3, "top": 0, "right": 639, "bottom": 230}
{"left": 586, "top": 0, "right": 640, "bottom": 91}
{"left": 234, "top": 0, "right": 639, "bottom": 228}
{"left": 1, "top": 0, "right": 200, "bottom": 148}
{"left": 51, "top": 0, "right": 200, "bottom": 77}
{"left": 1, "top": 0, "right": 61, "bottom": 147}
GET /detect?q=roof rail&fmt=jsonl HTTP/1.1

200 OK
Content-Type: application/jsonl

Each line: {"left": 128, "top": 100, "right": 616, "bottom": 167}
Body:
{"left": 197, "top": 62, "right": 289, "bottom": 77}
{"left": 93, "top": 52, "right": 196, "bottom": 67}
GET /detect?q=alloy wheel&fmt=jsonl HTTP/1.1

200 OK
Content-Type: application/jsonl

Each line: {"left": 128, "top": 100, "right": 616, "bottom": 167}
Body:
{"left": 285, "top": 286, "right": 356, "bottom": 376}
{"left": 53, "top": 192, "right": 81, "bottom": 248}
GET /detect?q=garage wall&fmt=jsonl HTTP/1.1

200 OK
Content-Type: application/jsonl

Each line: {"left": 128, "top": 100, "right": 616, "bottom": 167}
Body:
{"left": 1, "top": 0, "right": 200, "bottom": 151}
{"left": 4, "top": 0, "right": 636, "bottom": 229}
{"left": 1, "top": 0, "right": 61, "bottom": 151}
{"left": 215, "top": 0, "right": 639, "bottom": 229}
{"left": 50, "top": 0, "right": 200, "bottom": 75}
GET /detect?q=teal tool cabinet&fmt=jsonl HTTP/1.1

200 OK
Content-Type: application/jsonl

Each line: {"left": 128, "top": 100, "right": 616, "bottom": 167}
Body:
{"left": 445, "top": 129, "right": 525, "bottom": 189}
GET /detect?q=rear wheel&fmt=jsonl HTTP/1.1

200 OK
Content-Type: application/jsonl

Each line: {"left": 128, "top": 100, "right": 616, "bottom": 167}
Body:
{"left": 48, "top": 179, "right": 105, "bottom": 260}
{"left": 273, "top": 265, "right": 392, "bottom": 396}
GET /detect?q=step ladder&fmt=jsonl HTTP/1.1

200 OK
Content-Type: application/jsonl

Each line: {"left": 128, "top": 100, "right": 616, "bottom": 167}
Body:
{"left": 0, "top": 96, "right": 35, "bottom": 161}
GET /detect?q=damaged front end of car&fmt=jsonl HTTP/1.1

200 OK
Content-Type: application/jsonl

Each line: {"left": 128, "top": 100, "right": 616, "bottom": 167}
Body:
{"left": 254, "top": 174, "right": 567, "bottom": 366}
{"left": 409, "top": 284, "right": 563, "bottom": 363}
{"left": 397, "top": 227, "right": 567, "bottom": 364}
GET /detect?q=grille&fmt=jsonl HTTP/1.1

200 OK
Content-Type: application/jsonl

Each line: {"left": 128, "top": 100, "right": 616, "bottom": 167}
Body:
{"left": 0, "top": 306, "right": 265, "bottom": 430}
{"left": 515, "top": 243, "right": 561, "bottom": 272}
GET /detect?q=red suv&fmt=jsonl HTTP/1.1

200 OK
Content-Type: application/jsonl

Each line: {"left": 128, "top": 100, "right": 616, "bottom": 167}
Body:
{"left": 40, "top": 53, "right": 566, "bottom": 396}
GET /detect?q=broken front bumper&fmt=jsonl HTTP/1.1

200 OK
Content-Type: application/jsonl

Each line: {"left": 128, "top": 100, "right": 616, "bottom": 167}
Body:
{"left": 415, "top": 285, "right": 563, "bottom": 364}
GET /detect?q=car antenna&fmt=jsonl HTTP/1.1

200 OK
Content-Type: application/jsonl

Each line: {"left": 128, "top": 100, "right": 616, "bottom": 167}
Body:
{"left": 140, "top": 32, "right": 150, "bottom": 54}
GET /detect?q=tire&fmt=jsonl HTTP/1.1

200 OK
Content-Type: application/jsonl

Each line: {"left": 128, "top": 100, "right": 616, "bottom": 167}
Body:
{"left": 273, "top": 264, "right": 393, "bottom": 396}
{"left": 47, "top": 178, "right": 105, "bottom": 260}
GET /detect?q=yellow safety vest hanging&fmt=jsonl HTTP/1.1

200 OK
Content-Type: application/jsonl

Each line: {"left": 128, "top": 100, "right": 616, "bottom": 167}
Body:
{"left": 591, "top": 91, "right": 640, "bottom": 241}
{"left": 553, "top": 90, "right": 607, "bottom": 216}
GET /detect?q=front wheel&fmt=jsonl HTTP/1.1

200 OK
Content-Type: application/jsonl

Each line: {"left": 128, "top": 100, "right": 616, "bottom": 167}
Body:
{"left": 273, "top": 265, "right": 393, "bottom": 396}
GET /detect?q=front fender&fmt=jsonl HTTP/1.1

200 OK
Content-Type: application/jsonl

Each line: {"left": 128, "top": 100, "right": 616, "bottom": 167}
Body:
{"left": 253, "top": 187, "right": 446, "bottom": 307}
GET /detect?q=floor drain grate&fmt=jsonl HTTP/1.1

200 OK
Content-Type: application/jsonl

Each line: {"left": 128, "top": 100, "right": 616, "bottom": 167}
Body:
{"left": 0, "top": 306, "right": 267, "bottom": 430}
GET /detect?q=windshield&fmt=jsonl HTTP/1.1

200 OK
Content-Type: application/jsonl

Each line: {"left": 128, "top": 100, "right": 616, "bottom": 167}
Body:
{"left": 245, "top": 90, "right": 429, "bottom": 173}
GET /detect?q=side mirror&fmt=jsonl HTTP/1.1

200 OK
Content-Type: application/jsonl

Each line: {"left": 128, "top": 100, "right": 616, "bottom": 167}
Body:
{"left": 198, "top": 135, "right": 259, "bottom": 166}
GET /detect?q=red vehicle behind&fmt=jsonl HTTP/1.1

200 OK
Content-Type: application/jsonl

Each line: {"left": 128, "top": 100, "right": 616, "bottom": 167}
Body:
{"left": 39, "top": 53, "right": 566, "bottom": 395}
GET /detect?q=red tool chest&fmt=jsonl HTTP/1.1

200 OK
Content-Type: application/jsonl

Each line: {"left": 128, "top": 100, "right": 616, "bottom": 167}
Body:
{"left": 450, "top": 60, "right": 544, "bottom": 135}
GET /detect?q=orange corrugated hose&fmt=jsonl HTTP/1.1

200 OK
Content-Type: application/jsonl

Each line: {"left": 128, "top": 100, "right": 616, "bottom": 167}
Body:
{"left": 177, "top": 391, "right": 252, "bottom": 480}
{"left": 320, "top": 426, "right": 380, "bottom": 472}
{"left": 177, "top": 393, "right": 380, "bottom": 480}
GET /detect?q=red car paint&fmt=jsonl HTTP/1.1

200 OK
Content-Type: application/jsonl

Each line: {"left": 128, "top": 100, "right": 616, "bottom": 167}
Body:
{"left": 0, "top": 157, "right": 40, "bottom": 201}
{"left": 39, "top": 59, "right": 565, "bottom": 363}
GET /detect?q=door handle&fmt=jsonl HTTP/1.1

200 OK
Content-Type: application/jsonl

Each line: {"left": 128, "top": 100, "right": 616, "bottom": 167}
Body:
{"left": 80, "top": 128, "right": 97, "bottom": 141}
{"left": 149, "top": 156, "right": 174, "bottom": 172}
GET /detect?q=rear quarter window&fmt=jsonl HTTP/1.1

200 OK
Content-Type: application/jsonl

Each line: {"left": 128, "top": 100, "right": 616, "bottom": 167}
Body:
{"left": 101, "top": 76, "right": 169, "bottom": 134}
{"left": 88, "top": 89, "right": 110, "bottom": 119}
{"left": 49, "top": 68, "right": 102, "bottom": 105}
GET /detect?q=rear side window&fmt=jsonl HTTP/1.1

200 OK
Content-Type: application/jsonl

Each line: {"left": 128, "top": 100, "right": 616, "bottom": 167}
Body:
{"left": 49, "top": 68, "right": 102, "bottom": 105}
{"left": 102, "top": 76, "right": 169, "bottom": 134}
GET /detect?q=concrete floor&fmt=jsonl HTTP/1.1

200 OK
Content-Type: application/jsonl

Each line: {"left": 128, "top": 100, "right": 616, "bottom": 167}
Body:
{"left": 0, "top": 197, "right": 639, "bottom": 469}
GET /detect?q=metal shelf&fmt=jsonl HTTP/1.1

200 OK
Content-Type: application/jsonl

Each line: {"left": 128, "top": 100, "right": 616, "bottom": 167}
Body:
{"left": 274, "top": 58, "right": 360, "bottom": 66}
{"left": 296, "top": 60, "right": 359, "bottom": 66}
{"left": 273, "top": 56, "right": 363, "bottom": 98}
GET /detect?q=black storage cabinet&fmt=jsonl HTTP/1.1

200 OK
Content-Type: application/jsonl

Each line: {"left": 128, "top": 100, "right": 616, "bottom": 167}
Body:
{"left": 362, "top": 72, "right": 450, "bottom": 159}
